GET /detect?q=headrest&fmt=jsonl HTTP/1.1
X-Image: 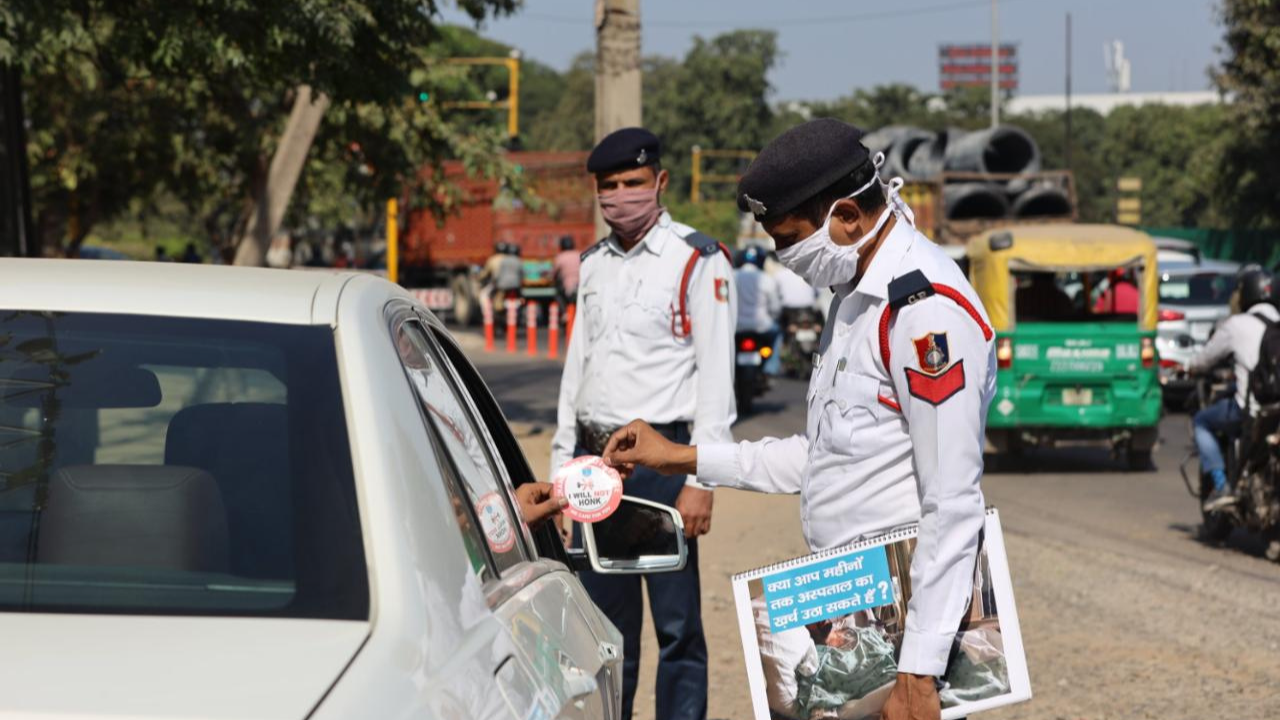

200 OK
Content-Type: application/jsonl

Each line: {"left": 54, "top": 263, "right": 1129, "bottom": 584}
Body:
{"left": 37, "top": 464, "right": 229, "bottom": 573}
{"left": 3, "top": 364, "right": 161, "bottom": 409}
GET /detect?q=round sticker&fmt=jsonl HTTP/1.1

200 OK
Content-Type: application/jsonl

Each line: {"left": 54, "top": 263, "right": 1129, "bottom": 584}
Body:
{"left": 475, "top": 492, "right": 516, "bottom": 553}
{"left": 552, "top": 455, "right": 624, "bottom": 523}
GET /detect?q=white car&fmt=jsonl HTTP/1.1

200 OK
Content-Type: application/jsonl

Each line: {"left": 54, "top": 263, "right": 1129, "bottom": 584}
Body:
{"left": 1155, "top": 259, "right": 1240, "bottom": 404}
{"left": 0, "top": 259, "right": 685, "bottom": 719}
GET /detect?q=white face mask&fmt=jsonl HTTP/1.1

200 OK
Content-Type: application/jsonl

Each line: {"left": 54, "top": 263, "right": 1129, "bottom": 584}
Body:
{"left": 775, "top": 162, "right": 894, "bottom": 288}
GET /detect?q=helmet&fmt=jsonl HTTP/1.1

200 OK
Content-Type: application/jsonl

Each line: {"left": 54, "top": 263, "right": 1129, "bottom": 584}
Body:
{"left": 560, "top": 235, "right": 575, "bottom": 251}
{"left": 1237, "top": 267, "right": 1274, "bottom": 311}
{"left": 740, "top": 245, "right": 766, "bottom": 269}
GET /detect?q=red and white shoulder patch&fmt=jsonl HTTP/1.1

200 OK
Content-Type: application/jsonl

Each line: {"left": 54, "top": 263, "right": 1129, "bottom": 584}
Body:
{"left": 714, "top": 278, "right": 730, "bottom": 302}
{"left": 905, "top": 330, "right": 964, "bottom": 405}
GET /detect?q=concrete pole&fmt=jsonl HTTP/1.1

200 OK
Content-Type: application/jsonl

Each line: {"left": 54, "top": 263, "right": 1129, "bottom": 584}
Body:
{"left": 990, "top": 0, "right": 1000, "bottom": 128}
{"left": 593, "top": 0, "right": 642, "bottom": 238}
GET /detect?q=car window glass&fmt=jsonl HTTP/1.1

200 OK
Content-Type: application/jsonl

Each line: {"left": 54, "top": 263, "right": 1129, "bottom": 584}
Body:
{"left": 395, "top": 320, "right": 527, "bottom": 574}
{"left": 426, "top": 324, "right": 571, "bottom": 564}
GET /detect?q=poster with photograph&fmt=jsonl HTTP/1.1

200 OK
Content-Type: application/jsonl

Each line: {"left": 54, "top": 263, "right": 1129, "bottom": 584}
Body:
{"left": 731, "top": 508, "right": 1030, "bottom": 720}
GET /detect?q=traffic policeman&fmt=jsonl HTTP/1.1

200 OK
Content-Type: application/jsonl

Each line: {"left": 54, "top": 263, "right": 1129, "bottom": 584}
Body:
{"left": 604, "top": 119, "right": 995, "bottom": 720}
{"left": 551, "top": 127, "right": 737, "bottom": 720}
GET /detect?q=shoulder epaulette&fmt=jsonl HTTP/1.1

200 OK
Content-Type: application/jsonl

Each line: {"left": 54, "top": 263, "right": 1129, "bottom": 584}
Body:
{"left": 580, "top": 238, "right": 607, "bottom": 263}
{"left": 888, "top": 269, "right": 934, "bottom": 310}
{"left": 680, "top": 231, "right": 732, "bottom": 263}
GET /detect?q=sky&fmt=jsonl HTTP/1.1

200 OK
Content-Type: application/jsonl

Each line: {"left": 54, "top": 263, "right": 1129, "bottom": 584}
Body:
{"left": 440, "top": 0, "right": 1221, "bottom": 101}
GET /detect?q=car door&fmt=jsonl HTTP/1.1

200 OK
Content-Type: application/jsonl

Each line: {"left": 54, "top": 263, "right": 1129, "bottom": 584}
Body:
{"left": 394, "top": 311, "right": 622, "bottom": 720}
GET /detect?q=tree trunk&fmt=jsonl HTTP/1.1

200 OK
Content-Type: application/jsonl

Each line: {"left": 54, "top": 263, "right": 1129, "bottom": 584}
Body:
{"left": 232, "top": 85, "right": 330, "bottom": 266}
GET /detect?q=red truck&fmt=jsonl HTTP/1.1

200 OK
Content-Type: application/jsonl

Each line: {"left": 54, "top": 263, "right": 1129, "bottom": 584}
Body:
{"left": 401, "top": 151, "right": 597, "bottom": 325}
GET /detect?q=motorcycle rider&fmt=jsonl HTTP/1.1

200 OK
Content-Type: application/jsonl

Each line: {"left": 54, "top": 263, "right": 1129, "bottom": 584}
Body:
{"left": 734, "top": 245, "right": 783, "bottom": 375}
{"left": 1187, "top": 267, "right": 1278, "bottom": 511}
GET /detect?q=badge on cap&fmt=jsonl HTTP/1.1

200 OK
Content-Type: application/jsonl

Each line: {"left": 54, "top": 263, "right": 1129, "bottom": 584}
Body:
{"left": 636, "top": 148, "right": 648, "bottom": 165}
{"left": 553, "top": 455, "right": 624, "bottom": 523}
{"left": 743, "top": 194, "right": 767, "bottom": 217}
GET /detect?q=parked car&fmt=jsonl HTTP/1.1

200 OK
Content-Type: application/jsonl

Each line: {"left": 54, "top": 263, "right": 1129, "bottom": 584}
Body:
{"left": 1155, "top": 258, "right": 1240, "bottom": 406}
{"left": 0, "top": 259, "right": 686, "bottom": 719}
{"left": 1152, "top": 236, "right": 1202, "bottom": 267}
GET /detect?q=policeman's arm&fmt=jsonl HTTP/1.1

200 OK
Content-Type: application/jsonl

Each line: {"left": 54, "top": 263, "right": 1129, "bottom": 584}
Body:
{"left": 1186, "top": 317, "right": 1235, "bottom": 374}
{"left": 550, "top": 288, "right": 587, "bottom": 477}
{"left": 888, "top": 297, "right": 990, "bottom": 678}
{"left": 685, "top": 251, "right": 739, "bottom": 486}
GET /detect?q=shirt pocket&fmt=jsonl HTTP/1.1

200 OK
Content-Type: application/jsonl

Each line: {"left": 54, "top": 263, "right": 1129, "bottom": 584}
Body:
{"left": 581, "top": 289, "right": 606, "bottom": 342}
{"left": 622, "top": 281, "right": 675, "bottom": 341}
{"left": 816, "top": 372, "right": 882, "bottom": 459}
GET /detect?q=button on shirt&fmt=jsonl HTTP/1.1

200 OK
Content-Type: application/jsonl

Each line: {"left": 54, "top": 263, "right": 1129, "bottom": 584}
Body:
{"left": 697, "top": 216, "right": 995, "bottom": 677}
{"left": 735, "top": 264, "right": 782, "bottom": 334}
{"left": 1188, "top": 302, "right": 1280, "bottom": 411}
{"left": 552, "top": 212, "right": 737, "bottom": 485}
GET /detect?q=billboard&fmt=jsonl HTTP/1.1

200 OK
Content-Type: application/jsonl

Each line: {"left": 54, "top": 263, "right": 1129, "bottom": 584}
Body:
{"left": 939, "top": 44, "right": 1018, "bottom": 91}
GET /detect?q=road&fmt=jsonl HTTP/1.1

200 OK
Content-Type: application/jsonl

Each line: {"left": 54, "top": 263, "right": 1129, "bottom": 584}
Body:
{"left": 461, "top": 332, "right": 1280, "bottom": 720}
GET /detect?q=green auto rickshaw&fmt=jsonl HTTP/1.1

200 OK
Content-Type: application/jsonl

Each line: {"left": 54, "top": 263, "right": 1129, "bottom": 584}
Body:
{"left": 967, "top": 224, "right": 1163, "bottom": 469}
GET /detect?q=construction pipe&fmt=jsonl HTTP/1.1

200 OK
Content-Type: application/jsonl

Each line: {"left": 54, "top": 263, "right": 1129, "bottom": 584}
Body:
{"left": 944, "top": 126, "right": 1042, "bottom": 175}
{"left": 906, "top": 130, "right": 950, "bottom": 179}
{"left": 1010, "top": 186, "right": 1074, "bottom": 218}
{"left": 885, "top": 128, "right": 935, "bottom": 180}
{"left": 943, "top": 183, "right": 1011, "bottom": 220}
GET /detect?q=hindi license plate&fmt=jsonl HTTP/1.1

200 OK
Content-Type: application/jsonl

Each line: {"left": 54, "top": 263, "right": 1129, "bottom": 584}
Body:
{"left": 1062, "top": 387, "right": 1094, "bottom": 406}
{"left": 737, "top": 352, "right": 763, "bottom": 366}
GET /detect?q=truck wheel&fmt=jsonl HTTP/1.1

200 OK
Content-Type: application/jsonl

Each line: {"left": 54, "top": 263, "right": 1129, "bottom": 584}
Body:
{"left": 1126, "top": 447, "right": 1154, "bottom": 471}
{"left": 451, "top": 273, "right": 477, "bottom": 327}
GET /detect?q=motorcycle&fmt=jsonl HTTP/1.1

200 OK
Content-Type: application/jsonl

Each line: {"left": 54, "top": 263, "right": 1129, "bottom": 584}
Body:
{"left": 781, "top": 307, "right": 822, "bottom": 379}
{"left": 734, "top": 331, "right": 773, "bottom": 415}
{"left": 1180, "top": 365, "right": 1280, "bottom": 561}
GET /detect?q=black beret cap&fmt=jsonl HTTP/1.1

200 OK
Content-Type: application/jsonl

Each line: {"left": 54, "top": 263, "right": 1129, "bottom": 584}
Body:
{"left": 737, "top": 118, "right": 870, "bottom": 220}
{"left": 587, "top": 127, "right": 661, "bottom": 174}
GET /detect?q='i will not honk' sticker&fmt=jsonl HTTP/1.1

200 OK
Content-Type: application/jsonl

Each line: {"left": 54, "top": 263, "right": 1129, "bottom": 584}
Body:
{"left": 553, "top": 455, "right": 623, "bottom": 523}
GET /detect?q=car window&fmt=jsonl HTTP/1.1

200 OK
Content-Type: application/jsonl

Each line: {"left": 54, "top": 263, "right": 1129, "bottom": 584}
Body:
{"left": 1159, "top": 272, "right": 1237, "bottom": 307}
{"left": 426, "top": 323, "right": 572, "bottom": 566}
{"left": 0, "top": 311, "right": 368, "bottom": 619}
{"left": 394, "top": 319, "right": 528, "bottom": 575}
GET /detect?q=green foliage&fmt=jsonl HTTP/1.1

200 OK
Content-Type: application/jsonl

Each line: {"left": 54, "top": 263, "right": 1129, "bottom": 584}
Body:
{"left": 526, "top": 52, "right": 595, "bottom": 151}
{"left": 664, "top": 200, "right": 740, "bottom": 246}
{"left": 2, "top": 0, "right": 518, "bottom": 255}
{"left": 1212, "top": 0, "right": 1280, "bottom": 229}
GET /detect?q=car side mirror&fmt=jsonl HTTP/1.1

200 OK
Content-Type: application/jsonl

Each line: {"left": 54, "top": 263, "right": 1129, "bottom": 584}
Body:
{"left": 571, "top": 496, "right": 687, "bottom": 575}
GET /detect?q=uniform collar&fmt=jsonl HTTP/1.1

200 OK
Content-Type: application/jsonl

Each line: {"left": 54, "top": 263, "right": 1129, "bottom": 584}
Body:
{"left": 605, "top": 211, "right": 673, "bottom": 256}
{"left": 838, "top": 214, "right": 911, "bottom": 301}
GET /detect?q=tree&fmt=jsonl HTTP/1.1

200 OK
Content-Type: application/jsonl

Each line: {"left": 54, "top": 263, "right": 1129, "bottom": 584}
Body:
{"left": 1, "top": 0, "right": 519, "bottom": 258}
{"left": 1212, "top": 0, "right": 1280, "bottom": 229}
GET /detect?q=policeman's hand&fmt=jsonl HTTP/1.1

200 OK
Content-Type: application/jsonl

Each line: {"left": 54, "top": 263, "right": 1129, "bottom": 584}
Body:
{"left": 603, "top": 420, "right": 698, "bottom": 477}
{"left": 675, "top": 486, "right": 713, "bottom": 538}
{"left": 514, "top": 482, "right": 568, "bottom": 527}
{"left": 881, "top": 673, "right": 941, "bottom": 720}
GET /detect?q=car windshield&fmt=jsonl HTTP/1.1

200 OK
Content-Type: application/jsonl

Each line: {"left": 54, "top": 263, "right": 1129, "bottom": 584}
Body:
{"left": 0, "top": 312, "right": 367, "bottom": 619}
{"left": 1158, "top": 271, "right": 1237, "bottom": 307}
{"left": 1013, "top": 268, "right": 1142, "bottom": 323}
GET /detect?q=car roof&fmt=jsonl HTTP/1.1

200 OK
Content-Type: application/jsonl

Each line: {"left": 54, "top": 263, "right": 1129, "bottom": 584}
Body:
{"left": 0, "top": 258, "right": 359, "bottom": 325}
{"left": 1159, "top": 259, "right": 1241, "bottom": 276}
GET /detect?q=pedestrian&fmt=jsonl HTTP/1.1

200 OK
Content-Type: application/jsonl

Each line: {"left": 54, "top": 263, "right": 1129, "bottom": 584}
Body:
{"left": 496, "top": 242, "right": 524, "bottom": 313}
{"left": 180, "top": 242, "right": 203, "bottom": 264}
{"left": 153, "top": 246, "right": 170, "bottom": 262}
{"left": 734, "top": 245, "right": 783, "bottom": 375}
{"left": 603, "top": 119, "right": 996, "bottom": 720}
{"left": 551, "top": 126, "right": 736, "bottom": 720}
{"left": 478, "top": 242, "right": 507, "bottom": 313}
{"left": 553, "top": 235, "right": 581, "bottom": 316}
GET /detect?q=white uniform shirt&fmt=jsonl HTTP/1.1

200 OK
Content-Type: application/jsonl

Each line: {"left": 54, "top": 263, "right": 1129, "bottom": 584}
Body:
{"left": 1188, "top": 302, "right": 1280, "bottom": 411}
{"left": 552, "top": 211, "right": 737, "bottom": 486}
{"left": 697, "top": 217, "right": 995, "bottom": 677}
{"left": 735, "top": 264, "right": 782, "bottom": 333}
{"left": 775, "top": 265, "right": 819, "bottom": 309}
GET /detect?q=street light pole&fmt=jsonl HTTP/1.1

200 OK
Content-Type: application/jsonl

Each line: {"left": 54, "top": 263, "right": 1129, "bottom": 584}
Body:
{"left": 990, "top": 0, "right": 1000, "bottom": 128}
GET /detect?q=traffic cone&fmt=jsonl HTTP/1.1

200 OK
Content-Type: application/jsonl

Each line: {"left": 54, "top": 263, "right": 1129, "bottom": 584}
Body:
{"left": 526, "top": 302, "right": 538, "bottom": 357}
{"left": 506, "top": 301, "right": 518, "bottom": 354}
{"left": 548, "top": 303, "right": 560, "bottom": 359}
{"left": 481, "top": 294, "right": 495, "bottom": 352}
{"left": 565, "top": 303, "right": 576, "bottom": 346}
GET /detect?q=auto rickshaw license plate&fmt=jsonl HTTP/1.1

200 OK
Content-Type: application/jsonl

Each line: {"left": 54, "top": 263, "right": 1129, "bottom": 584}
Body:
{"left": 1062, "top": 388, "right": 1093, "bottom": 405}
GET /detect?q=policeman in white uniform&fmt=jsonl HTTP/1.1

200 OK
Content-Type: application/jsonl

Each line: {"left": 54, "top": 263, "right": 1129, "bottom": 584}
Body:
{"left": 603, "top": 119, "right": 995, "bottom": 720}
{"left": 552, "top": 127, "right": 736, "bottom": 720}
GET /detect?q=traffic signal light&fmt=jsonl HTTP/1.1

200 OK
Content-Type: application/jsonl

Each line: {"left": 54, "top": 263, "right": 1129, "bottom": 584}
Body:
{"left": 417, "top": 91, "right": 430, "bottom": 103}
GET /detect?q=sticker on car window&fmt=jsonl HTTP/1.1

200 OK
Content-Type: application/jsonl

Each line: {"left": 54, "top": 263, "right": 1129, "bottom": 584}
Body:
{"left": 476, "top": 492, "right": 517, "bottom": 553}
